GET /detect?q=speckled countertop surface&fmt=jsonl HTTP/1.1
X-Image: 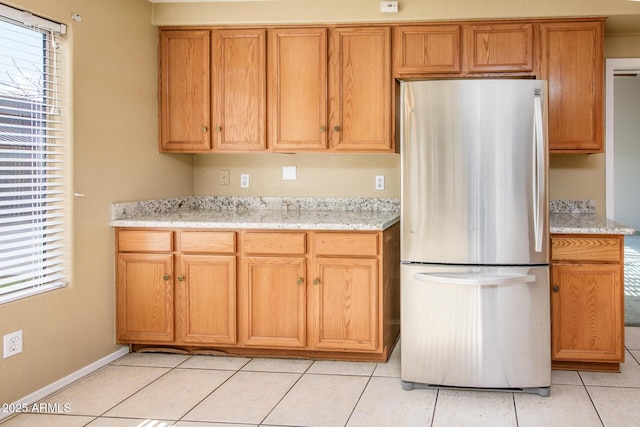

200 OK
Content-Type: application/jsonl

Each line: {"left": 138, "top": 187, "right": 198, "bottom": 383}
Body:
{"left": 110, "top": 197, "right": 634, "bottom": 234}
{"left": 549, "top": 200, "right": 635, "bottom": 235}
{"left": 110, "top": 196, "right": 400, "bottom": 231}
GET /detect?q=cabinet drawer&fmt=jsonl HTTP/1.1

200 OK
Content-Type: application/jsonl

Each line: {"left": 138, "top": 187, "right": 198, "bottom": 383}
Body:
{"left": 551, "top": 236, "right": 622, "bottom": 263}
{"left": 243, "top": 232, "right": 306, "bottom": 255}
{"left": 314, "top": 232, "right": 379, "bottom": 257}
{"left": 179, "top": 231, "right": 236, "bottom": 253}
{"left": 118, "top": 230, "right": 173, "bottom": 252}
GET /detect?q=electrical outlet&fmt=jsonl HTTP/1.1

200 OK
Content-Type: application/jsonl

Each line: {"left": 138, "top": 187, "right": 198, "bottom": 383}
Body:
{"left": 375, "top": 175, "right": 385, "bottom": 190}
{"left": 3, "top": 330, "right": 23, "bottom": 358}
{"left": 240, "top": 173, "right": 250, "bottom": 188}
{"left": 219, "top": 169, "right": 230, "bottom": 186}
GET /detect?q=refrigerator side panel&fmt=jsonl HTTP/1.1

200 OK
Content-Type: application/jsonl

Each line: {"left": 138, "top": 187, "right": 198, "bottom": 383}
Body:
{"left": 400, "top": 79, "right": 548, "bottom": 265}
{"left": 400, "top": 263, "right": 551, "bottom": 391}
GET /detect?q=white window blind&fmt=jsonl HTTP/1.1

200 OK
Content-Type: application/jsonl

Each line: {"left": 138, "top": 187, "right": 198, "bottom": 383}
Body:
{"left": 0, "top": 5, "right": 68, "bottom": 303}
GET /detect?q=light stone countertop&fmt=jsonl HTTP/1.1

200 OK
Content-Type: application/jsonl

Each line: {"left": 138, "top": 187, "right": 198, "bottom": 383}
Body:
{"left": 549, "top": 199, "right": 635, "bottom": 235}
{"left": 550, "top": 213, "right": 635, "bottom": 235}
{"left": 109, "top": 197, "right": 634, "bottom": 234}
{"left": 110, "top": 196, "right": 400, "bottom": 231}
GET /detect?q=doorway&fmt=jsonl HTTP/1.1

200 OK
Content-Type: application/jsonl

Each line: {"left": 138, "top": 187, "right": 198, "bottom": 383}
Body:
{"left": 605, "top": 58, "right": 640, "bottom": 326}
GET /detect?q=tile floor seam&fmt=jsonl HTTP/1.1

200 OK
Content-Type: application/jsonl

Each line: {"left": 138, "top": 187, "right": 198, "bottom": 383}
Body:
{"left": 430, "top": 388, "right": 440, "bottom": 427}
{"left": 511, "top": 393, "right": 520, "bottom": 427}
{"left": 255, "top": 368, "right": 308, "bottom": 427}
{"left": 582, "top": 383, "right": 607, "bottom": 427}
{"left": 171, "top": 364, "right": 247, "bottom": 425}
{"left": 343, "top": 372, "right": 375, "bottom": 427}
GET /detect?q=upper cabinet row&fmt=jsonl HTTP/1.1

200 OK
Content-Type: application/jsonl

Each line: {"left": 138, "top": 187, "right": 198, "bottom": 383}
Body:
{"left": 159, "top": 18, "right": 604, "bottom": 154}
{"left": 159, "top": 27, "right": 392, "bottom": 153}
{"left": 394, "top": 20, "right": 604, "bottom": 153}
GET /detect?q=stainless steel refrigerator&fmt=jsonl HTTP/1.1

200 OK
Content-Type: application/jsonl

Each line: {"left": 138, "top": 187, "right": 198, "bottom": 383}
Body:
{"left": 399, "top": 79, "right": 551, "bottom": 397}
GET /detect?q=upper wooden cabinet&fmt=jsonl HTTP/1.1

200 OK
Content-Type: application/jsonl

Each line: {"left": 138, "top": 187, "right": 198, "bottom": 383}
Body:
{"left": 465, "top": 23, "right": 533, "bottom": 73}
{"left": 268, "top": 27, "right": 394, "bottom": 152}
{"left": 268, "top": 28, "right": 328, "bottom": 152}
{"left": 393, "top": 22, "right": 533, "bottom": 76}
{"left": 539, "top": 20, "right": 604, "bottom": 153}
{"left": 159, "top": 30, "right": 211, "bottom": 152}
{"left": 159, "top": 29, "right": 266, "bottom": 153}
{"left": 328, "top": 27, "right": 393, "bottom": 152}
{"left": 393, "top": 25, "right": 462, "bottom": 75}
{"left": 212, "top": 29, "right": 266, "bottom": 151}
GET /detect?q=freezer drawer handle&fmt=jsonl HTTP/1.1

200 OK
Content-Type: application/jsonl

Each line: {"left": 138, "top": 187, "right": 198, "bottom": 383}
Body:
{"left": 413, "top": 273, "right": 536, "bottom": 285}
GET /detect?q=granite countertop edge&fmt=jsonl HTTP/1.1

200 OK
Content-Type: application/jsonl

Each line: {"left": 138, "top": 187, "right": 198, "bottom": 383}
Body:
{"left": 109, "top": 197, "right": 635, "bottom": 234}
{"left": 110, "top": 196, "right": 401, "bottom": 232}
{"left": 549, "top": 200, "right": 635, "bottom": 235}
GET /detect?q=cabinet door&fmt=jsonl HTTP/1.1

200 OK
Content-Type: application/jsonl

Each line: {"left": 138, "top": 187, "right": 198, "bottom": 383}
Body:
{"left": 328, "top": 27, "right": 393, "bottom": 152}
{"left": 269, "top": 28, "right": 328, "bottom": 152}
{"left": 539, "top": 21, "right": 604, "bottom": 153}
{"left": 116, "top": 253, "right": 174, "bottom": 343}
{"left": 241, "top": 256, "right": 307, "bottom": 348}
{"left": 176, "top": 255, "right": 237, "bottom": 345}
{"left": 159, "top": 30, "right": 211, "bottom": 152}
{"left": 551, "top": 264, "right": 624, "bottom": 362}
{"left": 466, "top": 23, "right": 533, "bottom": 73}
{"left": 310, "top": 258, "right": 379, "bottom": 351}
{"left": 393, "top": 25, "right": 461, "bottom": 75}
{"left": 212, "top": 29, "right": 266, "bottom": 151}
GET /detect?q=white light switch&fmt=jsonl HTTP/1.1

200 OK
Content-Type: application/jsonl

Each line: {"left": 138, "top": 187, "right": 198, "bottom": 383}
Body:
{"left": 375, "top": 175, "right": 385, "bottom": 190}
{"left": 282, "top": 166, "right": 297, "bottom": 180}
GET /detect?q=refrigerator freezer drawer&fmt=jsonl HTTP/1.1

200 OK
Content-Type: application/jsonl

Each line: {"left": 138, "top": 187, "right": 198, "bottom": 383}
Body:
{"left": 400, "top": 263, "right": 550, "bottom": 396}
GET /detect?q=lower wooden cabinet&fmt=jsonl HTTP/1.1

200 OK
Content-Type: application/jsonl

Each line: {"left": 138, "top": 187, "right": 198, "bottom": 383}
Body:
{"left": 550, "top": 234, "right": 625, "bottom": 372}
{"left": 115, "top": 224, "right": 400, "bottom": 361}
{"left": 116, "top": 229, "right": 237, "bottom": 346}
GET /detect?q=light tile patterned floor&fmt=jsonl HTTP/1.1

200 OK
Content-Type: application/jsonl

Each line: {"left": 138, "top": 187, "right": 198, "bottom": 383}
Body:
{"left": 4, "top": 329, "right": 640, "bottom": 426}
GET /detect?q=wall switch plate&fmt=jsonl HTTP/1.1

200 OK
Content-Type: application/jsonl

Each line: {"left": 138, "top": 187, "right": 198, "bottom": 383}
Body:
{"left": 375, "top": 175, "right": 385, "bottom": 190}
{"left": 240, "top": 174, "right": 250, "bottom": 188}
{"left": 380, "top": 1, "right": 398, "bottom": 13}
{"left": 3, "top": 330, "right": 22, "bottom": 358}
{"left": 282, "top": 166, "right": 297, "bottom": 180}
{"left": 219, "top": 169, "right": 230, "bottom": 185}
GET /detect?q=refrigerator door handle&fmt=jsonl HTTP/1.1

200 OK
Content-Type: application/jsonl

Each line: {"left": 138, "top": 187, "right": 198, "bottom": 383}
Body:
{"left": 533, "top": 90, "right": 545, "bottom": 253}
{"left": 413, "top": 272, "right": 536, "bottom": 286}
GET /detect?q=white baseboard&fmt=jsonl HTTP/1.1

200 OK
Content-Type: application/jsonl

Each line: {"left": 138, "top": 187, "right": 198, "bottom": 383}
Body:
{"left": 0, "top": 345, "right": 130, "bottom": 421}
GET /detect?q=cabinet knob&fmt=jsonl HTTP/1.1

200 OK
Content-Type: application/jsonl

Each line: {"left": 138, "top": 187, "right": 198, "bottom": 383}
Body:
{"left": 320, "top": 126, "right": 326, "bottom": 132}
{"left": 163, "top": 274, "right": 170, "bottom": 281}
{"left": 553, "top": 286, "right": 560, "bottom": 293}
{"left": 313, "top": 278, "right": 320, "bottom": 285}
{"left": 178, "top": 275, "right": 185, "bottom": 282}
{"left": 201, "top": 126, "right": 208, "bottom": 133}
{"left": 297, "top": 277, "right": 304, "bottom": 285}
{"left": 333, "top": 126, "right": 341, "bottom": 132}
{"left": 215, "top": 125, "right": 222, "bottom": 132}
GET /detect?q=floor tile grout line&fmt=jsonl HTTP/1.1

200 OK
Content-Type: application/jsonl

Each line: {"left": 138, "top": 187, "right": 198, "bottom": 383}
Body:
{"left": 341, "top": 369, "right": 376, "bottom": 427}
{"left": 172, "top": 361, "right": 253, "bottom": 425}
{"left": 255, "top": 359, "right": 315, "bottom": 427}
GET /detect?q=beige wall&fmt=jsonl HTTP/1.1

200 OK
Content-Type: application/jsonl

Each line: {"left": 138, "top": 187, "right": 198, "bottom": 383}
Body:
{"left": 2, "top": 0, "right": 640, "bottom": 407}
{"left": 0, "top": 0, "right": 193, "bottom": 405}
